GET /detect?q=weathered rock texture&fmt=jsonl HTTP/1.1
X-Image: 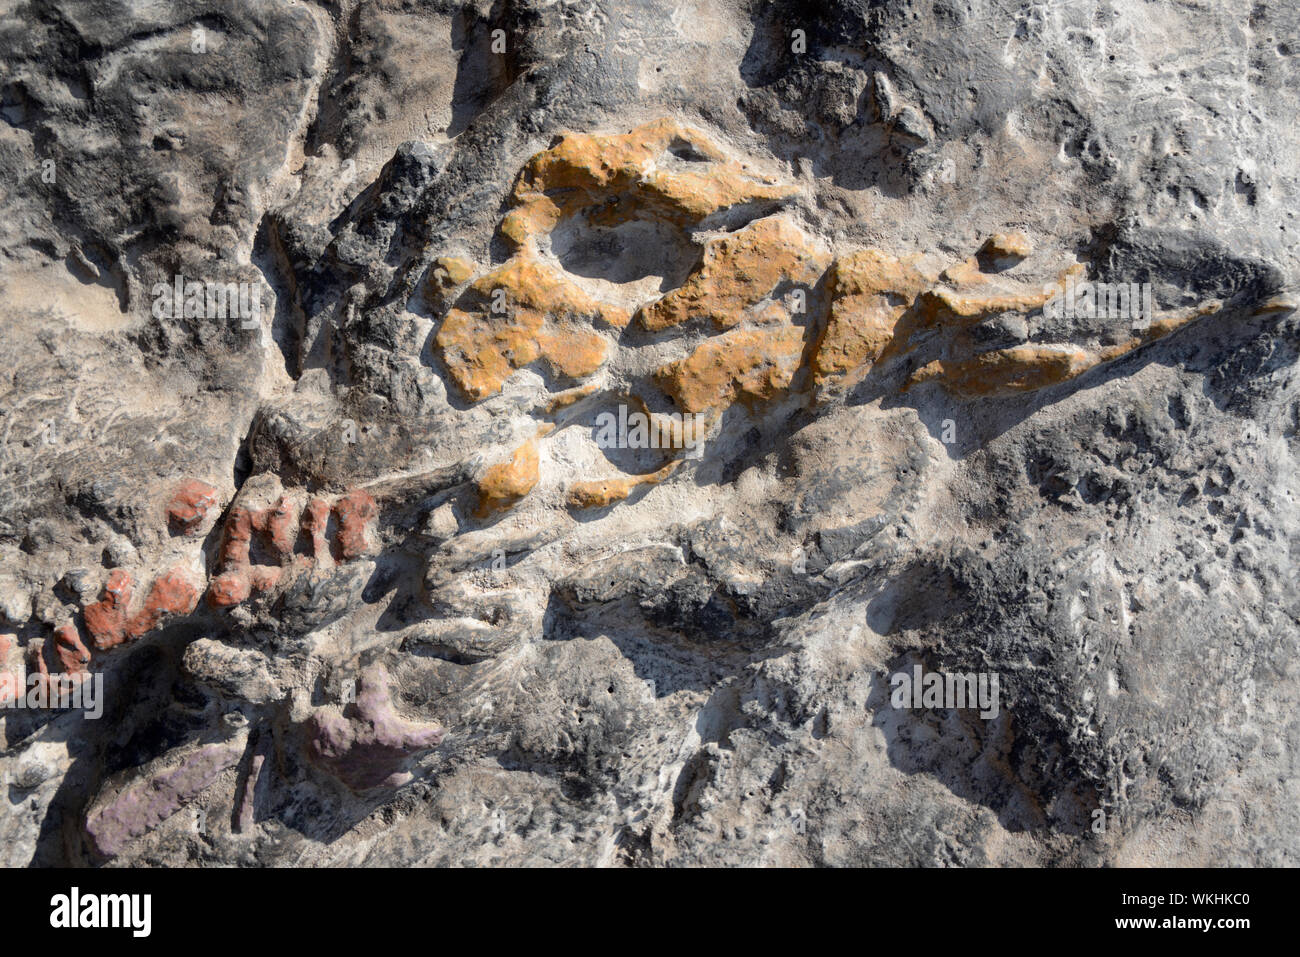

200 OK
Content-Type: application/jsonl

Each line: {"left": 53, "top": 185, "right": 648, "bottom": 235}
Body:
{"left": 1, "top": 0, "right": 1298, "bottom": 867}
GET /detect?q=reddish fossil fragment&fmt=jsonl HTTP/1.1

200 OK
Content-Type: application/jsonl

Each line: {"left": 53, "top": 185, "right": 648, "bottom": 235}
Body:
{"left": 333, "top": 490, "right": 377, "bottom": 559}
{"left": 124, "top": 568, "right": 199, "bottom": 640}
{"left": 83, "top": 569, "right": 134, "bottom": 650}
{"left": 53, "top": 623, "right": 91, "bottom": 676}
{"left": 208, "top": 570, "right": 250, "bottom": 608}
{"left": 248, "top": 565, "right": 282, "bottom": 593}
{"left": 302, "top": 497, "right": 331, "bottom": 559}
{"left": 166, "top": 479, "right": 220, "bottom": 535}
{"left": 252, "top": 496, "right": 299, "bottom": 561}
{"left": 0, "top": 634, "right": 21, "bottom": 704}
{"left": 29, "top": 639, "right": 50, "bottom": 695}
{"left": 220, "top": 507, "right": 254, "bottom": 568}
{"left": 203, "top": 488, "right": 377, "bottom": 611}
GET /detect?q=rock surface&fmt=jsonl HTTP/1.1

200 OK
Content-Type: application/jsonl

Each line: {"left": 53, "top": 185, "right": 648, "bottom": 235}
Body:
{"left": 1, "top": 0, "right": 1298, "bottom": 866}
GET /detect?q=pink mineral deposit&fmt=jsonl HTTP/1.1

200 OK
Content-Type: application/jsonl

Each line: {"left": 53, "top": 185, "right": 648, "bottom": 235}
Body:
{"left": 304, "top": 663, "right": 445, "bottom": 791}
{"left": 85, "top": 740, "right": 245, "bottom": 858}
